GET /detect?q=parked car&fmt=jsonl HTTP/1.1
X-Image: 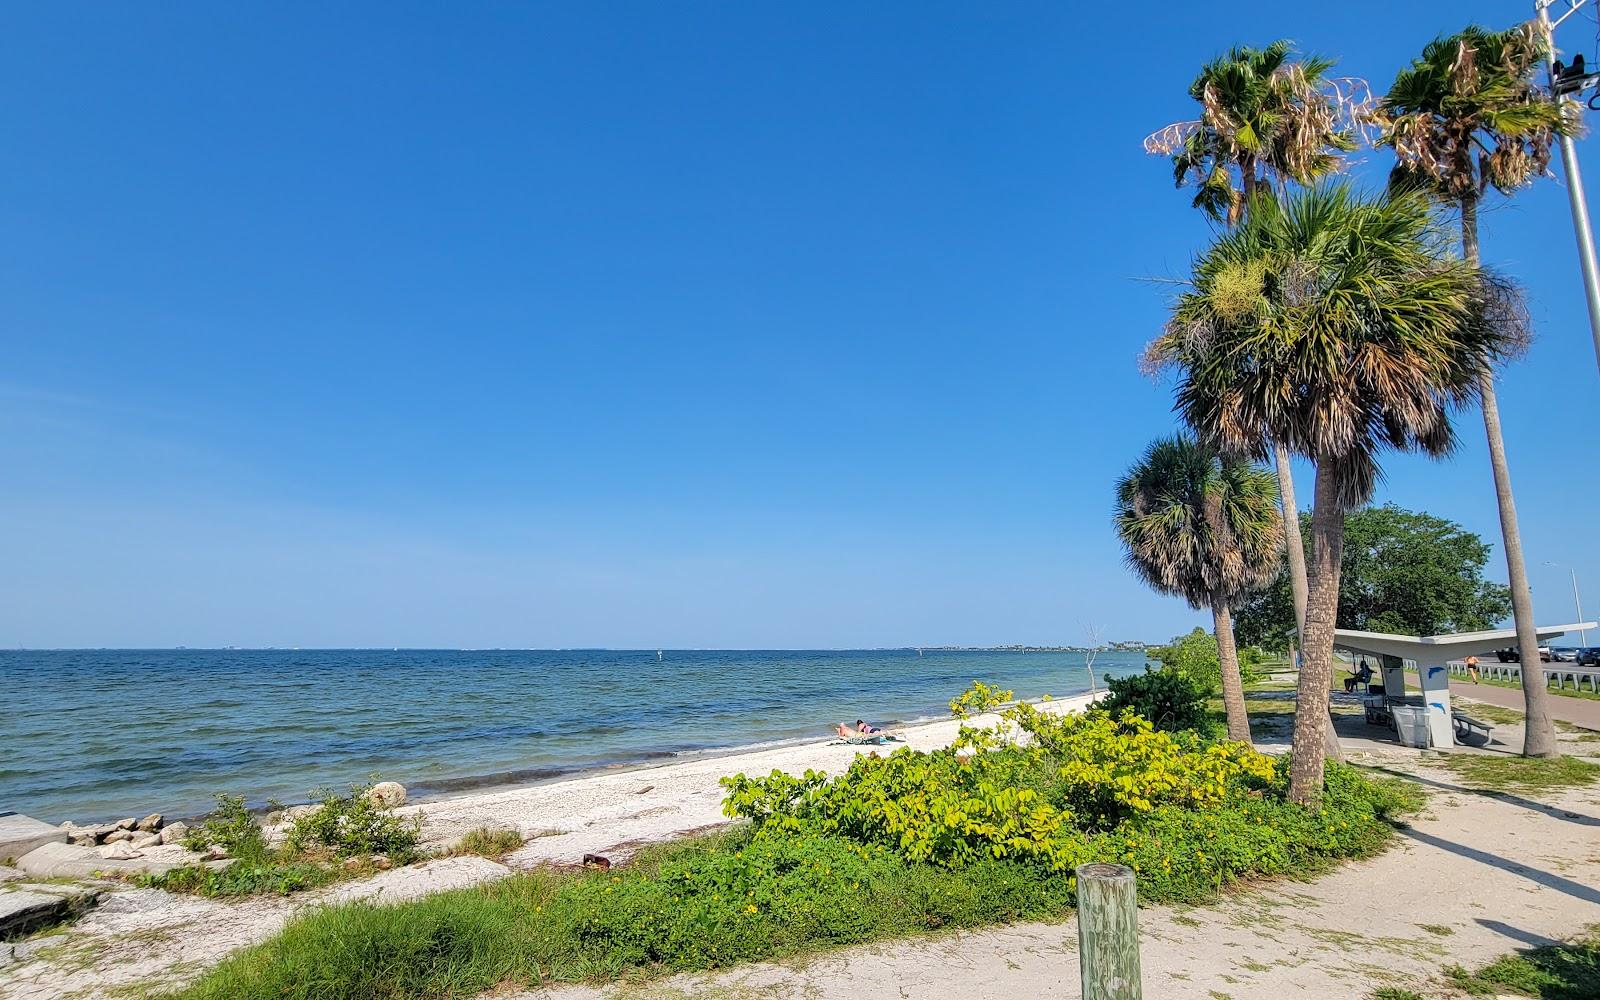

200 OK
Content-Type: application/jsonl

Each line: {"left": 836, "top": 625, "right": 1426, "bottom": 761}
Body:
{"left": 1575, "top": 647, "right": 1600, "bottom": 667}
{"left": 1493, "top": 646, "right": 1554, "bottom": 663}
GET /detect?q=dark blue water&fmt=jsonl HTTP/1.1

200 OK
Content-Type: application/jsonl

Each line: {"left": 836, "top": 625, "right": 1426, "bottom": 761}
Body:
{"left": 0, "top": 648, "right": 1146, "bottom": 823}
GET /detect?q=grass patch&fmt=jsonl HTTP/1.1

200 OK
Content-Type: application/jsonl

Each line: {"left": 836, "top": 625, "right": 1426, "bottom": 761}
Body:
{"left": 1450, "top": 701, "right": 1528, "bottom": 727}
{"left": 1461, "top": 672, "right": 1600, "bottom": 703}
{"left": 1444, "top": 927, "right": 1600, "bottom": 998}
{"left": 1431, "top": 755, "right": 1600, "bottom": 795}
{"left": 139, "top": 784, "right": 422, "bottom": 898}
{"left": 1557, "top": 721, "right": 1600, "bottom": 744}
{"left": 170, "top": 690, "right": 1422, "bottom": 1000}
{"left": 452, "top": 826, "right": 525, "bottom": 860}
{"left": 1369, "top": 989, "right": 1424, "bottom": 1000}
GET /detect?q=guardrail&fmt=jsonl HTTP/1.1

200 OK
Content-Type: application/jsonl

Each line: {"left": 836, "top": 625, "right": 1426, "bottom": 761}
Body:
{"left": 1448, "top": 661, "right": 1600, "bottom": 693}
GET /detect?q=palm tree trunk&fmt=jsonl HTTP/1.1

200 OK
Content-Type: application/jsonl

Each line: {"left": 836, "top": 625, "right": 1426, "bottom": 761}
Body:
{"left": 1288, "top": 459, "right": 1346, "bottom": 807}
{"left": 1212, "top": 599, "right": 1252, "bottom": 744}
{"left": 1461, "top": 193, "right": 1558, "bottom": 758}
{"left": 1274, "top": 442, "right": 1343, "bottom": 762}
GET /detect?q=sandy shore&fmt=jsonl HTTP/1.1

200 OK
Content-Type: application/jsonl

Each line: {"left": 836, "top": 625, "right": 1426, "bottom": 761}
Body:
{"left": 398, "top": 691, "right": 1103, "bottom": 865}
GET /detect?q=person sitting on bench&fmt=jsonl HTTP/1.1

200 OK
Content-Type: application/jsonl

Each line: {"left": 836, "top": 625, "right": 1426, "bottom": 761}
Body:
{"left": 1343, "top": 660, "right": 1375, "bottom": 694}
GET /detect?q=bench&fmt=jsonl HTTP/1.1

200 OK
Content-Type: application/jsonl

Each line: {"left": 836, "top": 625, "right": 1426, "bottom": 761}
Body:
{"left": 1452, "top": 712, "right": 1493, "bottom": 745}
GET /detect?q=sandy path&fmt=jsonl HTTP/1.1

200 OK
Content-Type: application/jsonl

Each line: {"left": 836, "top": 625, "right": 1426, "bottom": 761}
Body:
{"left": 517, "top": 746, "right": 1600, "bottom": 1000}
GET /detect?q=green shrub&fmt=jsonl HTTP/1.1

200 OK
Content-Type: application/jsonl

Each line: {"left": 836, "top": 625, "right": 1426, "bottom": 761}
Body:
{"left": 144, "top": 782, "right": 423, "bottom": 898}
{"left": 725, "top": 705, "right": 1280, "bottom": 869}
{"left": 284, "top": 783, "right": 422, "bottom": 862}
{"left": 1146, "top": 627, "right": 1261, "bottom": 694}
{"left": 181, "top": 793, "right": 269, "bottom": 862}
{"left": 1098, "top": 666, "right": 1214, "bottom": 734}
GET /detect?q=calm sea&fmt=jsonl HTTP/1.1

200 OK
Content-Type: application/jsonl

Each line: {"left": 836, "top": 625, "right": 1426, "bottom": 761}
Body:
{"left": 0, "top": 648, "right": 1148, "bottom": 824}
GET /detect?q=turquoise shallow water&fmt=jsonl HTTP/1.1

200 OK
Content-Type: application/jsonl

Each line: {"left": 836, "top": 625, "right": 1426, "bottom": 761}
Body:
{"left": 0, "top": 648, "right": 1147, "bottom": 823}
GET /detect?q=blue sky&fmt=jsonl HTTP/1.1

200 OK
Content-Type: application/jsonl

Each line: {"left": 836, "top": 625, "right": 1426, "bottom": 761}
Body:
{"left": 3, "top": 1, "right": 1598, "bottom": 648}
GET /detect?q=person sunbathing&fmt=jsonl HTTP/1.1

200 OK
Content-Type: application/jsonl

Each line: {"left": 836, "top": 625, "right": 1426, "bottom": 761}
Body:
{"left": 855, "top": 719, "right": 883, "bottom": 734}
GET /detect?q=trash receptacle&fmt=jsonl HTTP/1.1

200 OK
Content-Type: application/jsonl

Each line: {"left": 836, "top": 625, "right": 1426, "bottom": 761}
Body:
{"left": 1391, "top": 705, "right": 1431, "bottom": 748}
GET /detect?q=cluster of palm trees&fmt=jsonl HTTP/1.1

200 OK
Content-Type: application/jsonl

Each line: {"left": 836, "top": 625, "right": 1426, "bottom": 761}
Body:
{"left": 1118, "top": 25, "right": 1571, "bottom": 806}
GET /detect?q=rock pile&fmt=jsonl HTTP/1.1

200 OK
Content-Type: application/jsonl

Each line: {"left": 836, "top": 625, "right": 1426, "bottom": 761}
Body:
{"left": 59, "top": 814, "right": 189, "bottom": 859}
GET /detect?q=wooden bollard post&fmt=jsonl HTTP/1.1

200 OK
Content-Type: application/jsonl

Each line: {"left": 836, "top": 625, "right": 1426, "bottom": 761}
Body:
{"left": 1076, "top": 862, "right": 1141, "bottom": 1000}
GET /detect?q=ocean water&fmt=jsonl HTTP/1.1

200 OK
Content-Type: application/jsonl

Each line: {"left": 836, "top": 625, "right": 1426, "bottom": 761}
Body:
{"left": 0, "top": 648, "right": 1148, "bottom": 824}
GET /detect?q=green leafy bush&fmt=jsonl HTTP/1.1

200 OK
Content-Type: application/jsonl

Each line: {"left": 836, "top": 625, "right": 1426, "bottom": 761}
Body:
{"left": 1146, "top": 627, "right": 1261, "bottom": 694}
{"left": 1099, "top": 666, "right": 1215, "bottom": 734}
{"left": 144, "top": 781, "right": 422, "bottom": 898}
{"left": 181, "top": 793, "right": 270, "bottom": 861}
{"left": 726, "top": 703, "right": 1281, "bottom": 869}
{"left": 284, "top": 784, "right": 422, "bottom": 862}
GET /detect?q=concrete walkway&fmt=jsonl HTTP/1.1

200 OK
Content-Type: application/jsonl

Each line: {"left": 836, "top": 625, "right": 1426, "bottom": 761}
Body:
{"left": 1445, "top": 678, "right": 1600, "bottom": 730}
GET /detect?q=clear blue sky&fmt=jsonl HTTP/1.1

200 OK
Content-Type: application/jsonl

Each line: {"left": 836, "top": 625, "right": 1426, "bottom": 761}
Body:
{"left": 3, "top": 1, "right": 1597, "bottom": 649}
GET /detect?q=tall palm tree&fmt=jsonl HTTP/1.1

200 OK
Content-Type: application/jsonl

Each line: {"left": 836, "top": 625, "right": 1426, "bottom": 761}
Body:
{"left": 1149, "top": 184, "right": 1526, "bottom": 805}
{"left": 1373, "top": 24, "right": 1567, "bottom": 758}
{"left": 1146, "top": 41, "right": 1367, "bottom": 759}
{"left": 1115, "top": 434, "right": 1284, "bottom": 743}
{"left": 1145, "top": 40, "right": 1362, "bottom": 225}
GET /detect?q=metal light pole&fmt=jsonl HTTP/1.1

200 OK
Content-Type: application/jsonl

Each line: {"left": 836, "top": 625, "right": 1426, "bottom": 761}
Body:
{"left": 1535, "top": 0, "right": 1600, "bottom": 379}
{"left": 1544, "top": 560, "right": 1590, "bottom": 645}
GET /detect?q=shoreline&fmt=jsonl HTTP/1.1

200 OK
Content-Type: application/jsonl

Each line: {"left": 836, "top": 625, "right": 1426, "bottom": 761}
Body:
{"left": 400, "top": 706, "right": 958, "bottom": 809}
{"left": 396, "top": 691, "right": 1103, "bottom": 864}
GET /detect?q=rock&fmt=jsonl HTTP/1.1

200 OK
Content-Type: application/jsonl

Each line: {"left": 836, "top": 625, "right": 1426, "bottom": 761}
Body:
{"left": 201, "top": 846, "right": 229, "bottom": 861}
{"left": 159, "top": 822, "right": 189, "bottom": 846}
{"left": 0, "top": 865, "right": 23, "bottom": 883}
{"left": 136, "top": 813, "right": 163, "bottom": 832}
{"left": 0, "top": 814, "right": 68, "bottom": 864}
{"left": 131, "top": 833, "right": 161, "bottom": 850}
{"left": 366, "top": 782, "right": 407, "bottom": 809}
{"left": 98, "top": 842, "right": 142, "bottom": 860}
{"left": 102, "top": 830, "right": 135, "bottom": 844}
{"left": 281, "top": 805, "right": 319, "bottom": 823}
{"left": 69, "top": 834, "right": 98, "bottom": 848}
{"left": 0, "top": 886, "right": 99, "bottom": 940}
{"left": 14, "top": 841, "right": 194, "bottom": 878}
{"left": 371, "top": 855, "right": 393, "bottom": 871}
{"left": 111, "top": 817, "right": 137, "bottom": 832}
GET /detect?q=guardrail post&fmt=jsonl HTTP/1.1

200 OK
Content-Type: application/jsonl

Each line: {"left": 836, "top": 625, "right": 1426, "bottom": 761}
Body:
{"left": 1076, "top": 862, "right": 1141, "bottom": 999}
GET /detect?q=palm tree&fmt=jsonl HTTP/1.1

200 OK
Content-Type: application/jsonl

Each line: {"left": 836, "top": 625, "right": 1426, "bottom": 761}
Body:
{"left": 1145, "top": 40, "right": 1363, "bottom": 224}
{"left": 1149, "top": 184, "right": 1526, "bottom": 805}
{"left": 1114, "top": 434, "right": 1284, "bottom": 744}
{"left": 1146, "top": 41, "right": 1367, "bottom": 759}
{"left": 1373, "top": 24, "right": 1567, "bottom": 758}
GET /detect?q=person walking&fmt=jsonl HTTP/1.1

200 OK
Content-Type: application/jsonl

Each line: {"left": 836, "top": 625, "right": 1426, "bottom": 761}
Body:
{"left": 1465, "top": 654, "right": 1481, "bottom": 684}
